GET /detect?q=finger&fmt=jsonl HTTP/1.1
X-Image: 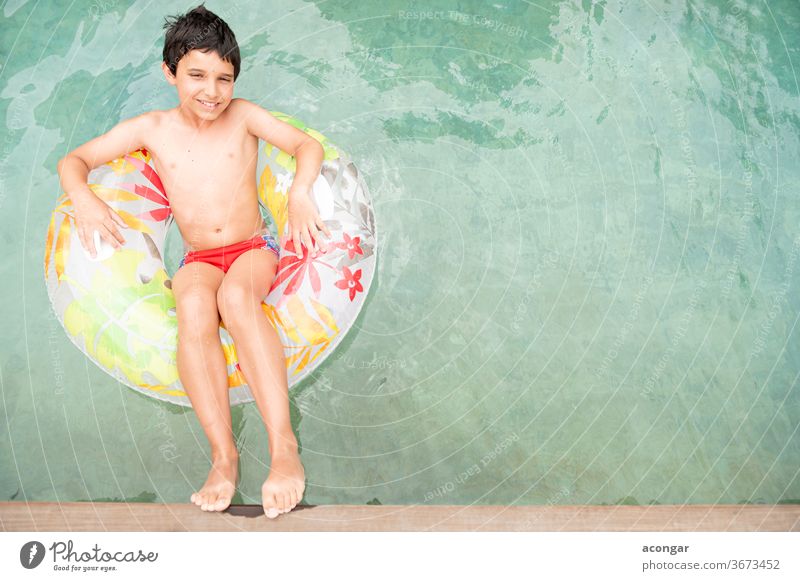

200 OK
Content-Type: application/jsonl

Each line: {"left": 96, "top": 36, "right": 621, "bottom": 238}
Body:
{"left": 301, "top": 226, "right": 314, "bottom": 254}
{"left": 111, "top": 210, "right": 129, "bottom": 229}
{"left": 109, "top": 225, "right": 125, "bottom": 247}
{"left": 311, "top": 228, "right": 324, "bottom": 253}
{"left": 316, "top": 216, "right": 331, "bottom": 238}
{"left": 309, "top": 224, "right": 322, "bottom": 252}
{"left": 100, "top": 224, "right": 125, "bottom": 248}
{"left": 78, "top": 227, "right": 90, "bottom": 256}
{"left": 305, "top": 226, "right": 318, "bottom": 253}
{"left": 85, "top": 229, "right": 97, "bottom": 258}
{"left": 313, "top": 224, "right": 325, "bottom": 250}
{"left": 292, "top": 229, "right": 303, "bottom": 259}
{"left": 102, "top": 224, "right": 124, "bottom": 248}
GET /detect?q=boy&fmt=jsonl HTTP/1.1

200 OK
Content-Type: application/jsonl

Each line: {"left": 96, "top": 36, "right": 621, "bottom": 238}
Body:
{"left": 56, "top": 4, "right": 329, "bottom": 519}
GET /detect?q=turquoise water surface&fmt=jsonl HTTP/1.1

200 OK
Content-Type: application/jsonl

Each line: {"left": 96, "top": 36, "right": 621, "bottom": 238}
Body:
{"left": 1, "top": 0, "right": 798, "bottom": 508}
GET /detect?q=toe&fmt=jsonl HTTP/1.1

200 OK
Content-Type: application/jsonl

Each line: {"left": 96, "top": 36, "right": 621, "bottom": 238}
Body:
{"left": 278, "top": 493, "right": 289, "bottom": 513}
{"left": 211, "top": 494, "right": 225, "bottom": 510}
{"left": 263, "top": 492, "right": 281, "bottom": 519}
{"left": 289, "top": 489, "right": 298, "bottom": 509}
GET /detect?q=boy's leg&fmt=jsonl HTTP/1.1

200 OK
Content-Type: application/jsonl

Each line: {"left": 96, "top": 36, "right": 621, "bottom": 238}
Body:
{"left": 171, "top": 261, "right": 238, "bottom": 512}
{"left": 216, "top": 248, "right": 305, "bottom": 518}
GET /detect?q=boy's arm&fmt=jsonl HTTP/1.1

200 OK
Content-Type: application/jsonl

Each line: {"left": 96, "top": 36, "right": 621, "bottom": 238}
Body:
{"left": 57, "top": 112, "right": 152, "bottom": 205}
{"left": 56, "top": 113, "right": 152, "bottom": 256}
{"left": 238, "top": 99, "right": 330, "bottom": 258}
{"left": 237, "top": 99, "right": 324, "bottom": 197}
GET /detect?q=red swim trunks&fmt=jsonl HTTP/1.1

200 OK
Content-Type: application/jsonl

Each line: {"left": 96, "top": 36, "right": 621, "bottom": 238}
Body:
{"left": 178, "top": 232, "right": 280, "bottom": 274}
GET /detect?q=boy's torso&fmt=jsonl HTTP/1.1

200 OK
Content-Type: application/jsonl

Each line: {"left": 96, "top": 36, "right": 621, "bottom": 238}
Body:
{"left": 144, "top": 98, "right": 267, "bottom": 252}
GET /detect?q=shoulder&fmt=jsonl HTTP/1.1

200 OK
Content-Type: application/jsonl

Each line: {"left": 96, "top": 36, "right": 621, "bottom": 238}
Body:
{"left": 228, "top": 97, "right": 261, "bottom": 120}
{"left": 228, "top": 98, "right": 275, "bottom": 134}
{"left": 229, "top": 97, "right": 278, "bottom": 120}
{"left": 229, "top": 102, "right": 317, "bottom": 154}
{"left": 143, "top": 109, "right": 167, "bottom": 127}
{"left": 122, "top": 110, "right": 161, "bottom": 135}
{"left": 138, "top": 108, "right": 189, "bottom": 128}
{"left": 129, "top": 111, "right": 164, "bottom": 149}
{"left": 228, "top": 98, "right": 286, "bottom": 129}
{"left": 230, "top": 97, "right": 255, "bottom": 110}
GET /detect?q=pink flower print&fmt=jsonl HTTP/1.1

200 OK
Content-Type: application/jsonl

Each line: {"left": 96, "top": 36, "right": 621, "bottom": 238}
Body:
{"left": 335, "top": 232, "right": 363, "bottom": 260}
{"left": 274, "top": 238, "right": 323, "bottom": 297}
{"left": 335, "top": 265, "right": 364, "bottom": 301}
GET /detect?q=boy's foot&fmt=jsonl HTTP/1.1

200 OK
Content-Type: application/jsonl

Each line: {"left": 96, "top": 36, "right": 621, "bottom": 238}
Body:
{"left": 262, "top": 446, "right": 305, "bottom": 519}
{"left": 190, "top": 454, "right": 238, "bottom": 512}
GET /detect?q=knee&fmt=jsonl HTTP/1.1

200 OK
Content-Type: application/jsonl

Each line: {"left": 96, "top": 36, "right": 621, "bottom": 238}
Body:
{"left": 175, "top": 292, "right": 220, "bottom": 340}
{"left": 216, "top": 281, "right": 262, "bottom": 328}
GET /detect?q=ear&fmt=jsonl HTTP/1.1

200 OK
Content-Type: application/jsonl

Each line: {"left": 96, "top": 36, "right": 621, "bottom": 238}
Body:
{"left": 162, "top": 62, "right": 176, "bottom": 85}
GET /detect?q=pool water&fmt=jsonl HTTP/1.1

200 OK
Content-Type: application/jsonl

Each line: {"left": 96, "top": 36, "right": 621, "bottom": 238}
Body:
{"left": 1, "top": 0, "right": 798, "bottom": 507}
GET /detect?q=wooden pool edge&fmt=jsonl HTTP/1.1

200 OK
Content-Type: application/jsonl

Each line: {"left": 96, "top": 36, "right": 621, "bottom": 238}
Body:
{"left": 1, "top": 502, "right": 798, "bottom": 531}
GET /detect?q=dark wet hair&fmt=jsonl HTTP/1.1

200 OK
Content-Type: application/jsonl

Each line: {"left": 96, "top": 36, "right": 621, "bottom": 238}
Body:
{"left": 162, "top": 3, "right": 241, "bottom": 81}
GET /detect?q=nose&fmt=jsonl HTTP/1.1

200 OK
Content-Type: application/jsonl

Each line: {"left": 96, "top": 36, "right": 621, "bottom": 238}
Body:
{"left": 203, "top": 79, "right": 219, "bottom": 99}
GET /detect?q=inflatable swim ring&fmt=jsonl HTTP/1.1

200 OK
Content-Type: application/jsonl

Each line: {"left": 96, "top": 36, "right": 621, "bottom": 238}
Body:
{"left": 45, "top": 112, "right": 377, "bottom": 407}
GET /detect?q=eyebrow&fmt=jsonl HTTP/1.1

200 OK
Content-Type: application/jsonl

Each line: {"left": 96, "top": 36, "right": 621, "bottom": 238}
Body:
{"left": 186, "top": 68, "right": 233, "bottom": 78}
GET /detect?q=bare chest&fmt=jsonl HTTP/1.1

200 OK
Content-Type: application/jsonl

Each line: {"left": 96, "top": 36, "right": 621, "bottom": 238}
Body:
{"left": 147, "top": 122, "right": 258, "bottom": 207}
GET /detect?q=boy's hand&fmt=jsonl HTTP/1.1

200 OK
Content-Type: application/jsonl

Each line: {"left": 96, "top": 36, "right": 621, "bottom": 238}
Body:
{"left": 287, "top": 189, "right": 331, "bottom": 259}
{"left": 72, "top": 193, "right": 128, "bottom": 258}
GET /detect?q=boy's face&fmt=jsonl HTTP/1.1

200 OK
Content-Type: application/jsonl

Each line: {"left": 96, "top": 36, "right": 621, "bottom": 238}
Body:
{"left": 162, "top": 49, "right": 235, "bottom": 119}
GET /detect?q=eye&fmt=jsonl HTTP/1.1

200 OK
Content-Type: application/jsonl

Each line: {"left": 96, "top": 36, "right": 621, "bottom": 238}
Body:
{"left": 191, "top": 74, "right": 201, "bottom": 78}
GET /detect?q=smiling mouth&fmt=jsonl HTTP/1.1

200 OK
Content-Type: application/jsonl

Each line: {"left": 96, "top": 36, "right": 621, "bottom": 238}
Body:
{"left": 197, "top": 99, "right": 219, "bottom": 110}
